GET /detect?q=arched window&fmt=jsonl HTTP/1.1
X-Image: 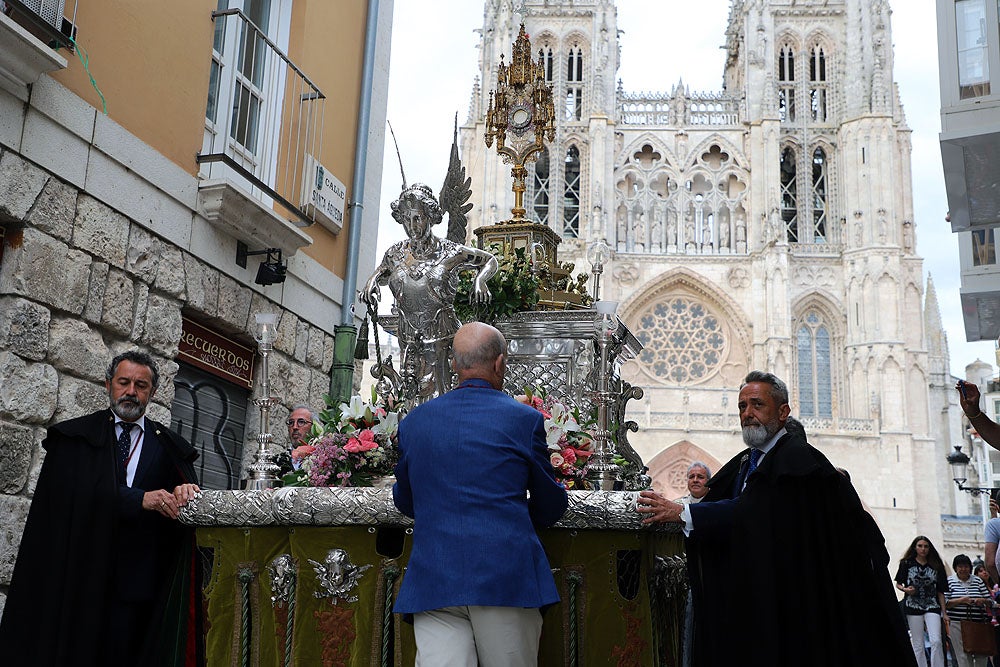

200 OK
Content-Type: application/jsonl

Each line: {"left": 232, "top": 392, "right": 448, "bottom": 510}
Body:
{"left": 565, "top": 47, "right": 584, "bottom": 121}
{"left": 780, "top": 147, "right": 798, "bottom": 242}
{"left": 563, "top": 146, "right": 581, "bottom": 237}
{"left": 539, "top": 46, "right": 554, "bottom": 83}
{"left": 809, "top": 45, "right": 827, "bottom": 122}
{"left": 811, "top": 148, "right": 828, "bottom": 242}
{"left": 778, "top": 44, "right": 796, "bottom": 122}
{"left": 531, "top": 148, "right": 550, "bottom": 225}
{"left": 797, "top": 311, "right": 833, "bottom": 418}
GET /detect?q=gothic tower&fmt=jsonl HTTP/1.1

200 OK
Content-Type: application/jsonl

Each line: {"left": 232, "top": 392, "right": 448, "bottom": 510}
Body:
{"left": 460, "top": 0, "right": 961, "bottom": 557}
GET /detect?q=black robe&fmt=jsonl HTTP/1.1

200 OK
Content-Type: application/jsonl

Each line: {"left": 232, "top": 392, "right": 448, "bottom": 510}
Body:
{"left": 686, "top": 431, "right": 916, "bottom": 667}
{"left": 0, "top": 409, "right": 201, "bottom": 667}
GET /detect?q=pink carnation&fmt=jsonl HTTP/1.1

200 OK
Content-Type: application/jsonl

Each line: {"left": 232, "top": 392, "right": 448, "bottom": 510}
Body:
{"left": 561, "top": 447, "right": 577, "bottom": 466}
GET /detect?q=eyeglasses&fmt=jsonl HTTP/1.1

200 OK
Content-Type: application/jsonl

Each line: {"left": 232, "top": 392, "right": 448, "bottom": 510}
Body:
{"left": 286, "top": 419, "right": 311, "bottom": 427}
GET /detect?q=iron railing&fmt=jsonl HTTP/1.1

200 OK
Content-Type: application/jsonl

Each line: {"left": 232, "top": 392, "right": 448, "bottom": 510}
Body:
{"left": 199, "top": 8, "right": 325, "bottom": 225}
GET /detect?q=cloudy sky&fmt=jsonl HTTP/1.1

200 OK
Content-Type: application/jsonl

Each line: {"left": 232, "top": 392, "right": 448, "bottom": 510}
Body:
{"left": 376, "top": 0, "right": 995, "bottom": 378}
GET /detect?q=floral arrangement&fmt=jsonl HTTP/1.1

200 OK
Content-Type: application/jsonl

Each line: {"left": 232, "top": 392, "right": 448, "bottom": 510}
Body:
{"left": 454, "top": 244, "right": 540, "bottom": 323}
{"left": 282, "top": 388, "right": 400, "bottom": 488}
{"left": 521, "top": 387, "right": 595, "bottom": 490}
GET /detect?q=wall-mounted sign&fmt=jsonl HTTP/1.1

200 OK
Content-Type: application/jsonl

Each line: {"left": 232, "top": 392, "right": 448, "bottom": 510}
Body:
{"left": 302, "top": 154, "right": 346, "bottom": 233}
{"left": 177, "top": 317, "right": 254, "bottom": 389}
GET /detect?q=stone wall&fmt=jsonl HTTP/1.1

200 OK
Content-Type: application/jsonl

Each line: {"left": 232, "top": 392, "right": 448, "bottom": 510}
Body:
{"left": 0, "top": 148, "right": 338, "bottom": 611}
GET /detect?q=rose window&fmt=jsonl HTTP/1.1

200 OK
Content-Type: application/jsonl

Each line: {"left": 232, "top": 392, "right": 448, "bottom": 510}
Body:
{"left": 635, "top": 296, "right": 727, "bottom": 384}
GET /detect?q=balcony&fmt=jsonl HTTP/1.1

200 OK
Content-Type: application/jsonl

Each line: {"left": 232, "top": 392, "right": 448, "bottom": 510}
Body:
{"left": 197, "top": 8, "right": 328, "bottom": 254}
{"left": 0, "top": 3, "right": 68, "bottom": 101}
{"left": 937, "top": 0, "right": 1000, "bottom": 233}
{"left": 618, "top": 91, "right": 741, "bottom": 127}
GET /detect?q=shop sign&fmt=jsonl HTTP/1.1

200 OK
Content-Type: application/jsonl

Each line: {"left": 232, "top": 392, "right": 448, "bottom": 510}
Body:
{"left": 178, "top": 318, "right": 254, "bottom": 389}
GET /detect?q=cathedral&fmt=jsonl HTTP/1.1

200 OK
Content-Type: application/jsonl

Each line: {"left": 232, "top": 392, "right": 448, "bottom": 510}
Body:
{"left": 458, "top": 0, "right": 972, "bottom": 558}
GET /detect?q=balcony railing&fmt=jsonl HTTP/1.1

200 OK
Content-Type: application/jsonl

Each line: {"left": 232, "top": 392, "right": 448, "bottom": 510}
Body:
{"left": 198, "top": 8, "right": 325, "bottom": 226}
{"left": 3, "top": 0, "right": 76, "bottom": 51}
{"left": 618, "top": 91, "right": 741, "bottom": 127}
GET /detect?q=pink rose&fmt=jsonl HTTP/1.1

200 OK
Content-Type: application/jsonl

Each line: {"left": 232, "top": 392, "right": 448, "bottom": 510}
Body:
{"left": 550, "top": 453, "right": 565, "bottom": 467}
{"left": 291, "top": 444, "right": 316, "bottom": 461}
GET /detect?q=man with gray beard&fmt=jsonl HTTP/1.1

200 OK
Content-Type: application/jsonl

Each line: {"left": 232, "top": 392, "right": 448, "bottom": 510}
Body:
{"left": 637, "top": 371, "right": 915, "bottom": 667}
{"left": 0, "top": 350, "right": 202, "bottom": 666}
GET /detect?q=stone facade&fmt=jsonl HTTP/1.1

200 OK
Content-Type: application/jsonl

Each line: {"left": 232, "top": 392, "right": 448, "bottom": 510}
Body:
{"left": 0, "top": 78, "right": 372, "bottom": 612}
{"left": 461, "top": 0, "right": 970, "bottom": 562}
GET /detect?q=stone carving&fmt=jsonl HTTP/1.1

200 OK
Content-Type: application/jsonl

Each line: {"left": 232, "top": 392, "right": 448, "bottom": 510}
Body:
{"left": 612, "top": 263, "right": 640, "bottom": 286}
{"left": 902, "top": 220, "right": 914, "bottom": 252}
{"left": 727, "top": 267, "right": 750, "bottom": 289}
{"left": 309, "top": 548, "right": 372, "bottom": 604}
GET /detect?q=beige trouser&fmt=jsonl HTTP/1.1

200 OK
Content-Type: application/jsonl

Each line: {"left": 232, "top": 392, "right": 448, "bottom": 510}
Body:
{"left": 413, "top": 605, "right": 543, "bottom": 667}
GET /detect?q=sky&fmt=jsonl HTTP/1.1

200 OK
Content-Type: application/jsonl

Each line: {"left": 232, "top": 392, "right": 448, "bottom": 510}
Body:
{"left": 376, "top": 0, "right": 996, "bottom": 379}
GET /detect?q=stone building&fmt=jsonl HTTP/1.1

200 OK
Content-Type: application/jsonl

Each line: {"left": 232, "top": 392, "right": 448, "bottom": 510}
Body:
{"left": 460, "top": 0, "right": 970, "bottom": 558}
{"left": 0, "top": 0, "right": 393, "bottom": 613}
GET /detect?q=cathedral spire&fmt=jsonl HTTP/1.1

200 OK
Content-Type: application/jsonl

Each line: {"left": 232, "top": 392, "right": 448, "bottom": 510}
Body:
{"left": 925, "top": 273, "right": 950, "bottom": 369}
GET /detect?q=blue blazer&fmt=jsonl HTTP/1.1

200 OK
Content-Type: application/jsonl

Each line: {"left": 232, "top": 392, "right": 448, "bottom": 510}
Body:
{"left": 392, "top": 379, "right": 568, "bottom": 614}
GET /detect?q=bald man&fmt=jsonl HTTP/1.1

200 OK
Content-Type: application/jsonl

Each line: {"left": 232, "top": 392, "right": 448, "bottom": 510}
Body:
{"left": 392, "top": 322, "right": 568, "bottom": 666}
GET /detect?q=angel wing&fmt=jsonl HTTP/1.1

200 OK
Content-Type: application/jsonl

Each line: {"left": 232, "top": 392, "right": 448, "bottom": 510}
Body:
{"left": 440, "top": 112, "right": 474, "bottom": 244}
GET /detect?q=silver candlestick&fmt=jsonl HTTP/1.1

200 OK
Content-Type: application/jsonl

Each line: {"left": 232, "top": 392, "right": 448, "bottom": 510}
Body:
{"left": 246, "top": 312, "right": 282, "bottom": 490}
{"left": 587, "top": 300, "right": 623, "bottom": 489}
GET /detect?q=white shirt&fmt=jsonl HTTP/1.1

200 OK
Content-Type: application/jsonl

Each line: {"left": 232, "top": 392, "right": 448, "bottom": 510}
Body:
{"left": 680, "top": 427, "right": 788, "bottom": 535}
{"left": 115, "top": 416, "right": 147, "bottom": 487}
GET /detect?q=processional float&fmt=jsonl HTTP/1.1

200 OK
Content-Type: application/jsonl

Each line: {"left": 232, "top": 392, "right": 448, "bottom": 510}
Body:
{"left": 181, "top": 24, "right": 685, "bottom": 666}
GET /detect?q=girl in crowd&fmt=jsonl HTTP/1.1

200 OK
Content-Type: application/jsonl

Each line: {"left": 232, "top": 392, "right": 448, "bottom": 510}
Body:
{"left": 896, "top": 535, "right": 949, "bottom": 667}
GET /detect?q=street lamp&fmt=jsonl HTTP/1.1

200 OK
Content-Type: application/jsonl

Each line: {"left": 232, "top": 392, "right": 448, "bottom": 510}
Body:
{"left": 947, "top": 444, "right": 997, "bottom": 496}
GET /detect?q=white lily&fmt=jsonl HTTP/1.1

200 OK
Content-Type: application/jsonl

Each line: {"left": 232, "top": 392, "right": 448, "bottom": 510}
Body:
{"left": 548, "top": 402, "right": 579, "bottom": 432}
{"left": 371, "top": 410, "right": 399, "bottom": 436}
{"left": 545, "top": 420, "right": 565, "bottom": 448}
{"left": 338, "top": 395, "right": 368, "bottom": 426}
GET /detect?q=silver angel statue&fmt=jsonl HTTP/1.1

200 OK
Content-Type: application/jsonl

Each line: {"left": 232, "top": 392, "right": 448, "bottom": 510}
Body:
{"left": 362, "top": 125, "right": 498, "bottom": 408}
{"left": 308, "top": 548, "right": 372, "bottom": 604}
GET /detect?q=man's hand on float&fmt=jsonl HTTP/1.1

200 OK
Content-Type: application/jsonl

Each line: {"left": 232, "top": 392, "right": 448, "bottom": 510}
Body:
{"left": 636, "top": 490, "right": 684, "bottom": 525}
{"left": 173, "top": 483, "right": 201, "bottom": 508}
{"left": 143, "top": 489, "right": 180, "bottom": 519}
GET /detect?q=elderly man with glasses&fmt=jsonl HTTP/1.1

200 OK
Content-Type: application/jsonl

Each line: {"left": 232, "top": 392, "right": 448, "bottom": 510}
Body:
{"left": 285, "top": 405, "right": 316, "bottom": 470}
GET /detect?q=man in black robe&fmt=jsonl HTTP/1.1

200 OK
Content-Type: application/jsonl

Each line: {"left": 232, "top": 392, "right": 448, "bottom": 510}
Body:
{"left": 0, "top": 350, "right": 201, "bottom": 666}
{"left": 637, "top": 370, "right": 915, "bottom": 667}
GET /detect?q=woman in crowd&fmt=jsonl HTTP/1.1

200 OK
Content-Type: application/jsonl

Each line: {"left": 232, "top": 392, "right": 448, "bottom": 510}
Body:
{"left": 946, "top": 554, "right": 994, "bottom": 666}
{"left": 896, "top": 535, "right": 949, "bottom": 667}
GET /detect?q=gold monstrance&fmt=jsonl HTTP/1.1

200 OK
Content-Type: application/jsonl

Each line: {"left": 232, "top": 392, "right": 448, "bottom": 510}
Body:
{"left": 479, "top": 24, "right": 588, "bottom": 310}
{"left": 484, "top": 23, "right": 555, "bottom": 222}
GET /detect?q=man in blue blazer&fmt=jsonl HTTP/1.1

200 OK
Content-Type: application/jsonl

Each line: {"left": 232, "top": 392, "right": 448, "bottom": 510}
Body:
{"left": 393, "top": 322, "right": 568, "bottom": 666}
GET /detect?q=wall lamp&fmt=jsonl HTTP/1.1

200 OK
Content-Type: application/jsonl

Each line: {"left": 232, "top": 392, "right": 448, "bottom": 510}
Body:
{"left": 236, "top": 242, "right": 287, "bottom": 286}
{"left": 947, "top": 445, "right": 998, "bottom": 497}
